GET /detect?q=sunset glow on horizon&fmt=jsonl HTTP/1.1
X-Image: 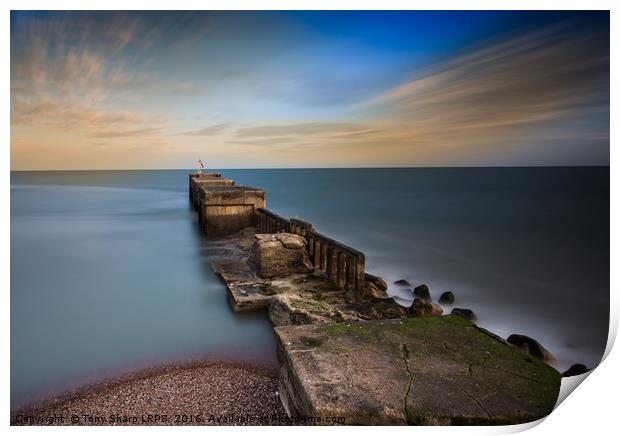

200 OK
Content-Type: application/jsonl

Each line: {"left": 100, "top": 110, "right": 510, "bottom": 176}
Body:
{"left": 10, "top": 11, "right": 609, "bottom": 170}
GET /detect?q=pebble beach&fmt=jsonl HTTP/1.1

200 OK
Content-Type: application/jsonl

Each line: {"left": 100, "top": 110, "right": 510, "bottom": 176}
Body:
{"left": 11, "top": 361, "right": 289, "bottom": 426}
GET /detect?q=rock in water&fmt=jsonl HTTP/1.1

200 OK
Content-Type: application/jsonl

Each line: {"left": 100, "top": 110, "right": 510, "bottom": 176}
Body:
{"left": 506, "top": 334, "right": 556, "bottom": 364}
{"left": 429, "top": 303, "right": 443, "bottom": 316}
{"left": 365, "top": 281, "right": 388, "bottom": 299}
{"left": 413, "top": 284, "right": 431, "bottom": 301}
{"left": 438, "top": 291, "right": 455, "bottom": 304}
{"left": 248, "top": 233, "right": 313, "bottom": 278}
{"left": 562, "top": 364, "right": 589, "bottom": 377}
{"left": 394, "top": 279, "right": 411, "bottom": 287}
{"left": 365, "top": 273, "right": 388, "bottom": 292}
{"left": 451, "top": 308, "right": 477, "bottom": 321}
{"left": 410, "top": 298, "right": 426, "bottom": 316}
{"left": 410, "top": 297, "right": 443, "bottom": 317}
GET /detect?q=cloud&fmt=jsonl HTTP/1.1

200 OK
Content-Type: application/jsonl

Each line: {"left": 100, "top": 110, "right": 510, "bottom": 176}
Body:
{"left": 10, "top": 12, "right": 167, "bottom": 140}
{"left": 11, "top": 96, "right": 164, "bottom": 138}
{"left": 90, "top": 127, "right": 162, "bottom": 138}
{"left": 236, "top": 122, "right": 373, "bottom": 137}
{"left": 359, "top": 25, "right": 609, "bottom": 155}
{"left": 179, "top": 124, "right": 229, "bottom": 136}
{"left": 226, "top": 136, "right": 299, "bottom": 147}
{"left": 10, "top": 12, "right": 609, "bottom": 169}
{"left": 229, "top": 25, "right": 608, "bottom": 166}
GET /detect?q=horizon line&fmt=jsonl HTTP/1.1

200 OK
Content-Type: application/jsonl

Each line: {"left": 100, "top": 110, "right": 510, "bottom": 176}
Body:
{"left": 9, "top": 164, "right": 611, "bottom": 172}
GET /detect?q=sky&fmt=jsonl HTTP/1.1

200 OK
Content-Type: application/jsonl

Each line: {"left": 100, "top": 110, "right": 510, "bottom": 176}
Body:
{"left": 10, "top": 10, "right": 609, "bottom": 170}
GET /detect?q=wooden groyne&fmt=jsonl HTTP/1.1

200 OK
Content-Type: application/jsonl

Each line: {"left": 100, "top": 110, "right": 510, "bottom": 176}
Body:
{"left": 190, "top": 172, "right": 366, "bottom": 300}
{"left": 256, "top": 210, "right": 366, "bottom": 300}
{"left": 188, "top": 171, "right": 561, "bottom": 425}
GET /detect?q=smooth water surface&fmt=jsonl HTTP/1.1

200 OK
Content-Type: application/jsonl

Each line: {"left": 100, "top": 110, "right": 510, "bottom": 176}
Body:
{"left": 11, "top": 168, "right": 609, "bottom": 407}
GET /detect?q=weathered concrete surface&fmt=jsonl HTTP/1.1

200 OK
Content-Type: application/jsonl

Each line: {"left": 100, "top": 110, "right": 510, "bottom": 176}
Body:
{"left": 275, "top": 315, "right": 560, "bottom": 425}
{"left": 189, "top": 173, "right": 235, "bottom": 209}
{"left": 249, "top": 234, "right": 314, "bottom": 278}
{"left": 218, "top": 266, "right": 348, "bottom": 314}
{"left": 269, "top": 294, "right": 357, "bottom": 326}
{"left": 198, "top": 186, "right": 266, "bottom": 237}
{"left": 211, "top": 229, "right": 408, "bottom": 320}
{"left": 210, "top": 228, "right": 344, "bottom": 313}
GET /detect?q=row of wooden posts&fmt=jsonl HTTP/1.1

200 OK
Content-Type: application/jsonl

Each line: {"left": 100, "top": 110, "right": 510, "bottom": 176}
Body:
{"left": 255, "top": 208, "right": 366, "bottom": 300}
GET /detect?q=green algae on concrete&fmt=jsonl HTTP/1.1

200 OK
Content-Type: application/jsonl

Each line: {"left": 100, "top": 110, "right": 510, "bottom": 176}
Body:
{"left": 275, "top": 315, "right": 560, "bottom": 425}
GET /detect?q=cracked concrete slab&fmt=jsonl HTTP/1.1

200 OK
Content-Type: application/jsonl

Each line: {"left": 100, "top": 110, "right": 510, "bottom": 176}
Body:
{"left": 275, "top": 315, "right": 560, "bottom": 425}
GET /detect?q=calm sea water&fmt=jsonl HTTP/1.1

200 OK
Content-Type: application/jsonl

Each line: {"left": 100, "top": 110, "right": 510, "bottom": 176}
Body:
{"left": 11, "top": 168, "right": 609, "bottom": 407}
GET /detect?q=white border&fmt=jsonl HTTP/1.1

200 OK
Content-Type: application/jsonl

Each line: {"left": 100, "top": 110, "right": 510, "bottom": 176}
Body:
{"left": 3, "top": 1, "right": 616, "bottom": 435}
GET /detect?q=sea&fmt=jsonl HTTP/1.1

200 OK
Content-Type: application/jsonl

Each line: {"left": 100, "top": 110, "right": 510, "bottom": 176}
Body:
{"left": 10, "top": 167, "right": 609, "bottom": 408}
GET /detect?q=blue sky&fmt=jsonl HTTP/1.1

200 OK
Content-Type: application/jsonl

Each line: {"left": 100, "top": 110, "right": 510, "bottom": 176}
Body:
{"left": 10, "top": 11, "right": 609, "bottom": 169}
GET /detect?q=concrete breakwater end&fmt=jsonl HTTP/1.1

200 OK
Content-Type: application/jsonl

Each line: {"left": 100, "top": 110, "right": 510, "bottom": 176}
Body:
{"left": 190, "top": 172, "right": 561, "bottom": 425}
{"left": 276, "top": 316, "right": 559, "bottom": 425}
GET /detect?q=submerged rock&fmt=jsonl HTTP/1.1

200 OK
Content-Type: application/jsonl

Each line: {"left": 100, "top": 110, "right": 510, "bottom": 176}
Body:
{"left": 562, "top": 364, "right": 589, "bottom": 377}
{"left": 438, "top": 291, "right": 455, "bottom": 304}
{"left": 394, "top": 279, "right": 411, "bottom": 287}
{"left": 451, "top": 308, "right": 477, "bottom": 322}
{"left": 409, "top": 297, "right": 443, "bottom": 317}
{"left": 248, "top": 233, "right": 313, "bottom": 278}
{"left": 413, "top": 284, "right": 431, "bottom": 301}
{"left": 506, "top": 334, "right": 556, "bottom": 364}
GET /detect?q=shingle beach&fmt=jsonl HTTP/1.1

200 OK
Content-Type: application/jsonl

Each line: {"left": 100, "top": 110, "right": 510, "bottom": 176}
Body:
{"left": 11, "top": 361, "right": 290, "bottom": 426}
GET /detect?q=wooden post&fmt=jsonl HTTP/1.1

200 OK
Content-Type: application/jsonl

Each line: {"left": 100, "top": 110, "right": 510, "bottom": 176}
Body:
{"left": 313, "top": 240, "right": 321, "bottom": 268}
{"left": 355, "top": 255, "right": 366, "bottom": 301}
{"left": 320, "top": 243, "right": 328, "bottom": 272}
{"left": 346, "top": 256, "right": 356, "bottom": 290}
{"left": 336, "top": 252, "right": 346, "bottom": 289}
{"left": 327, "top": 248, "right": 337, "bottom": 282}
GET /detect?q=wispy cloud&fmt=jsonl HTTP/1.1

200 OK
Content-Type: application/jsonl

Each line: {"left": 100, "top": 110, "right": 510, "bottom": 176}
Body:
{"left": 358, "top": 26, "right": 609, "bottom": 158}
{"left": 236, "top": 122, "right": 374, "bottom": 137}
{"left": 10, "top": 12, "right": 172, "bottom": 140}
{"left": 179, "top": 123, "right": 229, "bottom": 136}
{"left": 10, "top": 11, "right": 609, "bottom": 169}
{"left": 226, "top": 136, "right": 299, "bottom": 147}
{"left": 225, "top": 24, "right": 608, "bottom": 166}
{"left": 90, "top": 127, "right": 162, "bottom": 138}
